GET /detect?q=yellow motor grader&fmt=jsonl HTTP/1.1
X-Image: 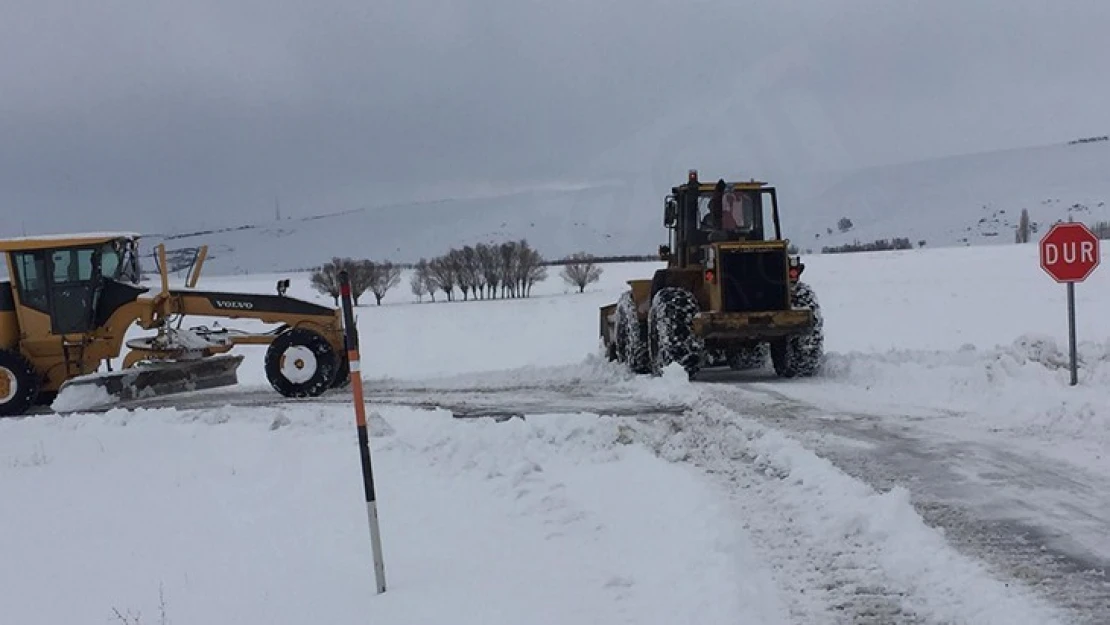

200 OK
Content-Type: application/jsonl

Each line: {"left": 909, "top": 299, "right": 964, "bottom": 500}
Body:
{"left": 599, "top": 170, "right": 824, "bottom": 379}
{"left": 0, "top": 232, "right": 348, "bottom": 416}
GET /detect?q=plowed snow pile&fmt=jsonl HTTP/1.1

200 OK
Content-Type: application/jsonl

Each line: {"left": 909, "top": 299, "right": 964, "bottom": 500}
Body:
{"left": 0, "top": 405, "right": 791, "bottom": 625}
{"left": 814, "top": 333, "right": 1110, "bottom": 434}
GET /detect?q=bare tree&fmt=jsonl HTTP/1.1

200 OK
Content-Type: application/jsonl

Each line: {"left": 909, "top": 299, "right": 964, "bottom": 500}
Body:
{"left": 410, "top": 263, "right": 427, "bottom": 302}
{"left": 498, "top": 241, "right": 519, "bottom": 298}
{"left": 368, "top": 261, "right": 403, "bottom": 306}
{"left": 347, "top": 258, "right": 376, "bottom": 306}
{"left": 429, "top": 256, "right": 456, "bottom": 301}
{"left": 1015, "top": 208, "right": 1031, "bottom": 243}
{"left": 477, "top": 243, "right": 501, "bottom": 299}
{"left": 310, "top": 257, "right": 344, "bottom": 305}
{"left": 560, "top": 252, "right": 603, "bottom": 293}
{"left": 447, "top": 248, "right": 475, "bottom": 301}
{"left": 461, "top": 245, "right": 484, "bottom": 299}
{"left": 412, "top": 258, "right": 435, "bottom": 302}
{"left": 514, "top": 240, "right": 546, "bottom": 297}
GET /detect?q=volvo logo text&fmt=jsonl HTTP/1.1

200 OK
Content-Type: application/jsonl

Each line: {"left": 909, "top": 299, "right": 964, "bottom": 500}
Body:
{"left": 214, "top": 299, "right": 254, "bottom": 310}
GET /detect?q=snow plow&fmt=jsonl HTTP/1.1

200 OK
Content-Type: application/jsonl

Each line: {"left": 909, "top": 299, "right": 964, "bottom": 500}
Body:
{"left": 0, "top": 232, "right": 348, "bottom": 416}
{"left": 600, "top": 170, "right": 824, "bottom": 379}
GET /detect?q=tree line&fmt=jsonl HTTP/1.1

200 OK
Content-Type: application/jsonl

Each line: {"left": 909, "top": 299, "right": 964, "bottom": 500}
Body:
{"left": 409, "top": 240, "right": 548, "bottom": 302}
{"left": 307, "top": 240, "right": 610, "bottom": 306}
{"left": 821, "top": 237, "right": 916, "bottom": 254}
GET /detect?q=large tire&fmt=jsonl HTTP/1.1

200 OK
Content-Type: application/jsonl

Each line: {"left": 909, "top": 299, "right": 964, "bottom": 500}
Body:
{"left": 648, "top": 287, "right": 704, "bottom": 378}
{"left": 0, "top": 349, "right": 40, "bottom": 417}
{"left": 727, "top": 344, "right": 769, "bottom": 370}
{"left": 771, "top": 281, "right": 824, "bottom": 378}
{"left": 615, "top": 291, "right": 650, "bottom": 374}
{"left": 331, "top": 350, "right": 351, "bottom": 389}
{"left": 265, "top": 328, "right": 340, "bottom": 398}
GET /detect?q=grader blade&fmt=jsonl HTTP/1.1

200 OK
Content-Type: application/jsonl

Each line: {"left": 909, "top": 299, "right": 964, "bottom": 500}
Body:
{"left": 53, "top": 354, "right": 245, "bottom": 412}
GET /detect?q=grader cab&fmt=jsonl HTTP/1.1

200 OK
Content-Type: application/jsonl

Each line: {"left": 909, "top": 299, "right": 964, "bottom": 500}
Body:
{"left": 0, "top": 232, "right": 348, "bottom": 416}
{"left": 599, "top": 170, "right": 824, "bottom": 379}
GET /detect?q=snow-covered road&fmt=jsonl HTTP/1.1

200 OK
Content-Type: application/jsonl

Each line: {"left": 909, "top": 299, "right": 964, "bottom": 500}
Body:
{"left": 697, "top": 376, "right": 1110, "bottom": 624}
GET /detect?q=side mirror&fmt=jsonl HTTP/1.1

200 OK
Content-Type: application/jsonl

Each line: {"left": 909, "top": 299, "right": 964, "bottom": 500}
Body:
{"left": 663, "top": 197, "right": 677, "bottom": 227}
{"left": 658, "top": 244, "right": 672, "bottom": 261}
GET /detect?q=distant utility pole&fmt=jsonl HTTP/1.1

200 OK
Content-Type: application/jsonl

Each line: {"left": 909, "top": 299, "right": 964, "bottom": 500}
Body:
{"left": 275, "top": 197, "right": 282, "bottom": 221}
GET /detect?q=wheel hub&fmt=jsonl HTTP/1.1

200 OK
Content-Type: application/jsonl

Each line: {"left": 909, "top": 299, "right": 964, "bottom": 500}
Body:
{"left": 280, "top": 346, "right": 317, "bottom": 384}
{"left": 0, "top": 366, "right": 16, "bottom": 404}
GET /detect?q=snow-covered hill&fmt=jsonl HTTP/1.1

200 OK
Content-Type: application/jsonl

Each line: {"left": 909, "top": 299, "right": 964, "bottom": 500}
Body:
{"left": 142, "top": 137, "right": 1110, "bottom": 275}
{"left": 795, "top": 137, "right": 1110, "bottom": 253}
{"left": 144, "top": 181, "right": 663, "bottom": 275}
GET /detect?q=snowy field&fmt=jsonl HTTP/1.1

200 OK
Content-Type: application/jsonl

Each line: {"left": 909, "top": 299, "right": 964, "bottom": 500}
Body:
{"left": 3, "top": 242, "right": 1110, "bottom": 623}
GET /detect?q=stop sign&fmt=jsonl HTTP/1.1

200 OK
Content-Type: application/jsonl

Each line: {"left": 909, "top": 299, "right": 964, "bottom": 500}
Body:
{"left": 1040, "top": 222, "right": 1101, "bottom": 283}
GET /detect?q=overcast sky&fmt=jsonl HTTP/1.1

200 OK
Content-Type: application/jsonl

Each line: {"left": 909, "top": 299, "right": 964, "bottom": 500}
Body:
{"left": 2, "top": 0, "right": 1108, "bottom": 236}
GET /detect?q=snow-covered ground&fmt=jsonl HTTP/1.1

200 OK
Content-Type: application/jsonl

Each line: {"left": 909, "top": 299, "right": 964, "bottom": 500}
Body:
{"left": 3, "top": 242, "right": 1110, "bottom": 623}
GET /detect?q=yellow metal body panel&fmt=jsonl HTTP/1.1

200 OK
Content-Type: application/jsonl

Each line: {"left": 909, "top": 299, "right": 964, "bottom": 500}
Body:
{"left": 0, "top": 233, "right": 141, "bottom": 252}
{"left": 0, "top": 311, "right": 17, "bottom": 350}
{"left": 626, "top": 279, "right": 654, "bottom": 319}
{"left": 692, "top": 309, "right": 813, "bottom": 341}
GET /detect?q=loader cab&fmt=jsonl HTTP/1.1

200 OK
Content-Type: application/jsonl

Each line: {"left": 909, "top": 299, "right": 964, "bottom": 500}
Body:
{"left": 1, "top": 233, "right": 146, "bottom": 338}
{"left": 663, "top": 170, "right": 783, "bottom": 269}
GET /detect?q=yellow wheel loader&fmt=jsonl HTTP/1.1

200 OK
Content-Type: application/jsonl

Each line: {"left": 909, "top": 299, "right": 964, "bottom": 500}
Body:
{"left": 599, "top": 170, "right": 824, "bottom": 379}
{"left": 0, "top": 232, "right": 348, "bottom": 416}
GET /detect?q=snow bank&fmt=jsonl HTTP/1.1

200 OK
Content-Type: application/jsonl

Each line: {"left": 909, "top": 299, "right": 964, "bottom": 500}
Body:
{"left": 0, "top": 404, "right": 789, "bottom": 625}
{"left": 50, "top": 382, "right": 117, "bottom": 413}
{"left": 621, "top": 397, "right": 1074, "bottom": 625}
{"left": 784, "top": 333, "right": 1110, "bottom": 446}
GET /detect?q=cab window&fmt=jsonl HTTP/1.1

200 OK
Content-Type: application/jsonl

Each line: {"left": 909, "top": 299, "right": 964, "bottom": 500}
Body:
{"left": 51, "top": 248, "right": 95, "bottom": 283}
{"left": 12, "top": 251, "right": 49, "bottom": 312}
{"left": 100, "top": 243, "right": 122, "bottom": 279}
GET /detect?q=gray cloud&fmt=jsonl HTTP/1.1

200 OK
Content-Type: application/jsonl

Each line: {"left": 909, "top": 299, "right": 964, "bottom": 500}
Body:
{"left": 2, "top": 0, "right": 1108, "bottom": 237}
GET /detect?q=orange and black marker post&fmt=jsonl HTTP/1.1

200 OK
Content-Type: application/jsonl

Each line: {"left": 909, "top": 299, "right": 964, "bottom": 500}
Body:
{"left": 338, "top": 270, "right": 387, "bottom": 594}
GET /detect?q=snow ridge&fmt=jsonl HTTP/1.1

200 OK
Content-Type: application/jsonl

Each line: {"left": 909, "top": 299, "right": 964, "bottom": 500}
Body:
{"left": 813, "top": 333, "right": 1110, "bottom": 446}
{"left": 619, "top": 389, "right": 1074, "bottom": 625}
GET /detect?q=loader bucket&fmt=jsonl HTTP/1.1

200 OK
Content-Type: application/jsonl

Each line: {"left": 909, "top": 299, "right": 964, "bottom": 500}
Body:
{"left": 52, "top": 353, "right": 245, "bottom": 413}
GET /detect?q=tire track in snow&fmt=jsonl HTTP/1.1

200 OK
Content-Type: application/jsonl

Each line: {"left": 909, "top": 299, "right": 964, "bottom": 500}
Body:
{"left": 624, "top": 414, "right": 934, "bottom": 625}
{"left": 621, "top": 392, "right": 1076, "bottom": 625}
{"left": 706, "top": 384, "right": 1110, "bottom": 625}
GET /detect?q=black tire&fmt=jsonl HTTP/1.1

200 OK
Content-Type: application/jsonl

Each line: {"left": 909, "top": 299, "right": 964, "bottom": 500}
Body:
{"left": 331, "top": 350, "right": 351, "bottom": 389}
{"left": 265, "top": 328, "right": 340, "bottom": 398}
{"left": 615, "top": 291, "right": 650, "bottom": 374}
{"left": 771, "top": 281, "right": 824, "bottom": 378}
{"left": 727, "top": 344, "right": 769, "bottom": 371}
{"left": 0, "top": 349, "right": 41, "bottom": 417}
{"left": 648, "top": 287, "right": 704, "bottom": 378}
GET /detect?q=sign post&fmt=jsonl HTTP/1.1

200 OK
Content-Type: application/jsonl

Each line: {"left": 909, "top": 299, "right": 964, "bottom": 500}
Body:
{"left": 338, "top": 269, "right": 387, "bottom": 593}
{"left": 1039, "top": 222, "right": 1101, "bottom": 386}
